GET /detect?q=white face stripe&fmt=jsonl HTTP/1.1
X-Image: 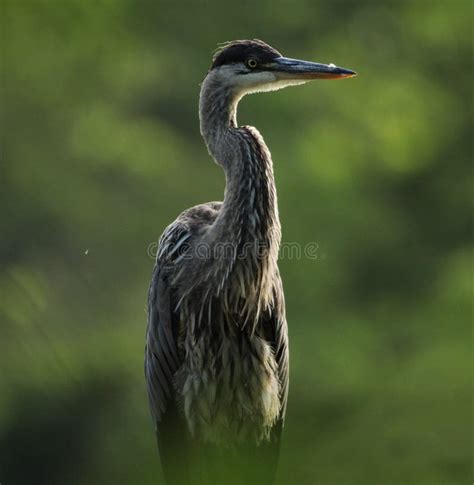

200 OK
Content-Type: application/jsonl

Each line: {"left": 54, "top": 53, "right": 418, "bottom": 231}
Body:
{"left": 211, "top": 63, "right": 309, "bottom": 97}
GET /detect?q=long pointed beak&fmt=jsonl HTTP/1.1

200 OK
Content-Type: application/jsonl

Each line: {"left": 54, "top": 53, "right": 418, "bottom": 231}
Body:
{"left": 269, "top": 56, "right": 357, "bottom": 80}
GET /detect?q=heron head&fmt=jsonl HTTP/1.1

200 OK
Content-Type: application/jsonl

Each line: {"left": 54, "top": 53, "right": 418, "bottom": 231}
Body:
{"left": 209, "top": 39, "right": 356, "bottom": 97}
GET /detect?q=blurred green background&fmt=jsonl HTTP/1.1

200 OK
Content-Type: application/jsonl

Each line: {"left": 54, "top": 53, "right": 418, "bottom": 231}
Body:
{"left": 1, "top": 1, "right": 472, "bottom": 484}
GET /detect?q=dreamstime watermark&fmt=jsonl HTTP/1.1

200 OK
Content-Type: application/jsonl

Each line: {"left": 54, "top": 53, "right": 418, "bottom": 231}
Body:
{"left": 146, "top": 240, "right": 325, "bottom": 261}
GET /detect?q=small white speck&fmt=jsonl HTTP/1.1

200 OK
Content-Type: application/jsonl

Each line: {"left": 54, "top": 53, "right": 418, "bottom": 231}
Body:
{"left": 84, "top": 249, "right": 89, "bottom": 255}
{"left": 328, "top": 63, "right": 336, "bottom": 69}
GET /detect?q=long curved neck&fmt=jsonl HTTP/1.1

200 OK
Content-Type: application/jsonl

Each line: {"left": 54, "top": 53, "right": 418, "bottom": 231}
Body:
{"left": 199, "top": 76, "right": 280, "bottom": 245}
{"left": 197, "top": 75, "right": 281, "bottom": 314}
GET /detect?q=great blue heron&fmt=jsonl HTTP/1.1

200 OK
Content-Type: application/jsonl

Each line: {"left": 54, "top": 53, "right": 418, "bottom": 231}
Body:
{"left": 145, "top": 39, "right": 356, "bottom": 485}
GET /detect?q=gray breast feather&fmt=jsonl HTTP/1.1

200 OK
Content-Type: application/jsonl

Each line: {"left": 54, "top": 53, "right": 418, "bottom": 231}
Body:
{"left": 145, "top": 202, "right": 288, "bottom": 443}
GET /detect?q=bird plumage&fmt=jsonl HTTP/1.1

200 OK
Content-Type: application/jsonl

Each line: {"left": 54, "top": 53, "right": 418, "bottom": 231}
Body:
{"left": 146, "top": 196, "right": 288, "bottom": 484}
{"left": 145, "top": 126, "right": 288, "bottom": 483}
{"left": 145, "top": 39, "right": 355, "bottom": 485}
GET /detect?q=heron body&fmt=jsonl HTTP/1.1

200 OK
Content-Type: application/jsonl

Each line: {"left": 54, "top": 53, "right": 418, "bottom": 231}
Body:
{"left": 145, "top": 40, "right": 356, "bottom": 485}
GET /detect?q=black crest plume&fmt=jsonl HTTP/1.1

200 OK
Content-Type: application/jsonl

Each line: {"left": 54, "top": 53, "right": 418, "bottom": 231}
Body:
{"left": 211, "top": 39, "right": 282, "bottom": 69}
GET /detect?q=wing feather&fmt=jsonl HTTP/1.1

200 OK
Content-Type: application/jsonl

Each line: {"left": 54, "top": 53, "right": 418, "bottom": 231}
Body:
{"left": 262, "top": 270, "right": 289, "bottom": 424}
{"left": 145, "top": 222, "right": 189, "bottom": 426}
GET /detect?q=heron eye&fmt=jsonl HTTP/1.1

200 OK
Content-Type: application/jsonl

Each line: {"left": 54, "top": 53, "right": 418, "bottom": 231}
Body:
{"left": 246, "top": 58, "right": 258, "bottom": 69}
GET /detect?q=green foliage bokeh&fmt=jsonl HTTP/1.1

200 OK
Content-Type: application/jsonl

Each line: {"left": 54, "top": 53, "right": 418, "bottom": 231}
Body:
{"left": 0, "top": 1, "right": 471, "bottom": 484}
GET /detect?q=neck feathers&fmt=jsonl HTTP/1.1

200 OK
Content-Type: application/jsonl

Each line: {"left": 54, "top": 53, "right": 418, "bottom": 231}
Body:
{"left": 196, "top": 75, "right": 281, "bottom": 323}
{"left": 199, "top": 75, "right": 237, "bottom": 160}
